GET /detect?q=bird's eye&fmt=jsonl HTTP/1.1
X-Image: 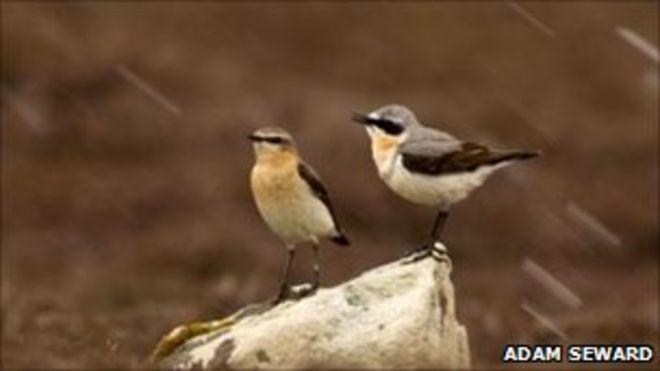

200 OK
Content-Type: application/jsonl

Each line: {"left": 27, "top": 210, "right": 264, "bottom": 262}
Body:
{"left": 263, "top": 137, "right": 284, "bottom": 144}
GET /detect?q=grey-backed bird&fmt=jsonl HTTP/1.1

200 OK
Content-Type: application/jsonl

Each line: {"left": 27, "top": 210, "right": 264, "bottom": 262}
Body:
{"left": 249, "top": 127, "right": 349, "bottom": 302}
{"left": 353, "top": 104, "right": 539, "bottom": 258}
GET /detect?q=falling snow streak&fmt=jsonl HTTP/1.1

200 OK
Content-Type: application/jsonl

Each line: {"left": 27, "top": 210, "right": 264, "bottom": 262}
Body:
{"left": 565, "top": 202, "right": 622, "bottom": 249}
{"left": 616, "top": 27, "right": 660, "bottom": 64}
{"left": 522, "top": 258, "right": 583, "bottom": 310}
{"left": 520, "top": 301, "right": 569, "bottom": 341}
{"left": 506, "top": 1, "right": 557, "bottom": 40}
{"left": 115, "top": 65, "right": 183, "bottom": 117}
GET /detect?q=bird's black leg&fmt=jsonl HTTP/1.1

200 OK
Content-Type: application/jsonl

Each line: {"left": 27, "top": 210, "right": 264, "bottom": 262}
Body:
{"left": 405, "top": 206, "right": 450, "bottom": 263}
{"left": 274, "top": 247, "right": 296, "bottom": 304}
{"left": 311, "top": 243, "right": 321, "bottom": 291}
{"left": 429, "top": 207, "right": 450, "bottom": 242}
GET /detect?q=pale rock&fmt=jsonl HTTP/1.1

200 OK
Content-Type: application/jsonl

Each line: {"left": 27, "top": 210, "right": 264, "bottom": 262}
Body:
{"left": 156, "top": 250, "right": 470, "bottom": 369}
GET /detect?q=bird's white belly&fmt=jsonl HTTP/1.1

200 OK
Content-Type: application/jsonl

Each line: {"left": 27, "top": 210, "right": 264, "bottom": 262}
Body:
{"left": 383, "top": 156, "right": 504, "bottom": 206}
{"left": 256, "top": 191, "right": 335, "bottom": 245}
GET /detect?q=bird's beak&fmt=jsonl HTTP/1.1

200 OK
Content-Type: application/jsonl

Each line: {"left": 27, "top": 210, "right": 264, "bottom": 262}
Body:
{"left": 247, "top": 133, "right": 260, "bottom": 142}
{"left": 351, "top": 111, "right": 372, "bottom": 125}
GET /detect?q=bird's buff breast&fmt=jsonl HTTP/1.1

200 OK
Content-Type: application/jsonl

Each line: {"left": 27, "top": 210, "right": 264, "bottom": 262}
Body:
{"left": 250, "top": 160, "right": 334, "bottom": 244}
{"left": 371, "top": 138, "right": 400, "bottom": 178}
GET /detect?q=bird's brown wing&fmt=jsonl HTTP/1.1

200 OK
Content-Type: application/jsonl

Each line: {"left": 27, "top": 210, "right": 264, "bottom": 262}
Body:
{"left": 297, "top": 162, "right": 349, "bottom": 246}
{"left": 402, "top": 141, "right": 539, "bottom": 175}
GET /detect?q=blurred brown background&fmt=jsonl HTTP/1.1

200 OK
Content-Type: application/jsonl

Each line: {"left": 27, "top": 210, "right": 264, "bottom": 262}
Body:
{"left": 2, "top": 1, "right": 658, "bottom": 368}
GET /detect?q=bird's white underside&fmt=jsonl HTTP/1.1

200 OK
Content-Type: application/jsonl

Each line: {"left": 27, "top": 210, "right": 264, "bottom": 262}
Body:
{"left": 375, "top": 147, "right": 507, "bottom": 206}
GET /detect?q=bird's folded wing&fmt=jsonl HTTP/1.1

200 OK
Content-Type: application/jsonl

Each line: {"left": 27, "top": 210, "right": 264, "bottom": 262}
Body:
{"left": 297, "top": 162, "right": 343, "bottom": 227}
{"left": 401, "top": 139, "right": 508, "bottom": 175}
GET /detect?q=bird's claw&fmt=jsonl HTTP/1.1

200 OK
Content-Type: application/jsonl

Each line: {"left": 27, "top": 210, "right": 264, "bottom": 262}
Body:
{"left": 404, "top": 244, "right": 431, "bottom": 257}
{"left": 402, "top": 241, "right": 449, "bottom": 264}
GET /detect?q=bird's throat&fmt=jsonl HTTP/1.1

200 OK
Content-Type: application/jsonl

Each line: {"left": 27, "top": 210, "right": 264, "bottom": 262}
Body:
{"left": 255, "top": 150, "right": 297, "bottom": 168}
{"left": 371, "top": 140, "right": 398, "bottom": 178}
{"left": 373, "top": 136, "right": 399, "bottom": 153}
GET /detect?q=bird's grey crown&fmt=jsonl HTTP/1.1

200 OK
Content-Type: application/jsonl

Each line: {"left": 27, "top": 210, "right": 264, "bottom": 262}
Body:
{"left": 369, "top": 104, "right": 420, "bottom": 127}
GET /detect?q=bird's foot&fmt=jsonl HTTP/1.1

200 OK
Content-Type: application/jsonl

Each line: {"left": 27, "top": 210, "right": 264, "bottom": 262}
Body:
{"left": 402, "top": 241, "right": 449, "bottom": 264}
{"left": 291, "top": 282, "right": 317, "bottom": 298}
{"left": 430, "top": 241, "right": 449, "bottom": 262}
{"left": 271, "top": 282, "right": 317, "bottom": 305}
{"left": 404, "top": 243, "right": 431, "bottom": 257}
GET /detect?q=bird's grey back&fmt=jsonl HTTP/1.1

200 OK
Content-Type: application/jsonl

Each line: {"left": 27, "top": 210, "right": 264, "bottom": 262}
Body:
{"left": 401, "top": 125, "right": 461, "bottom": 157}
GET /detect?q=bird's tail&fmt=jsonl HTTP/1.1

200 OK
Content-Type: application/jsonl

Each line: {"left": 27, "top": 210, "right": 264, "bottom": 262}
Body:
{"left": 330, "top": 231, "right": 350, "bottom": 247}
{"left": 492, "top": 149, "right": 541, "bottom": 164}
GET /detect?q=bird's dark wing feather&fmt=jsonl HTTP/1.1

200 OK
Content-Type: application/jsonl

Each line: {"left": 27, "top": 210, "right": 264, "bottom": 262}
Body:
{"left": 402, "top": 141, "right": 539, "bottom": 175}
{"left": 297, "top": 162, "right": 349, "bottom": 246}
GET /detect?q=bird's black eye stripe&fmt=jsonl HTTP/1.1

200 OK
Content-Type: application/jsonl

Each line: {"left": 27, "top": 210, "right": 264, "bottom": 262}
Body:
{"left": 370, "top": 118, "right": 404, "bottom": 135}
{"left": 265, "top": 137, "right": 284, "bottom": 144}
{"left": 252, "top": 136, "right": 285, "bottom": 144}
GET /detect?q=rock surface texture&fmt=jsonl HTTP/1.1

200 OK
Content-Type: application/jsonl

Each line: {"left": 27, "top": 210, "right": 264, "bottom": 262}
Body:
{"left": 156, "top": 251, "right": 470, "bottom": 369}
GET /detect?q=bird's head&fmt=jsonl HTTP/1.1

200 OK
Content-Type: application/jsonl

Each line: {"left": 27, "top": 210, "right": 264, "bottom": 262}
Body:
{"left": 248, "top": 127, "right": 297, "bottom": 162}
{"left": 352, "top": 104, "right": 418, "bottom": 145}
